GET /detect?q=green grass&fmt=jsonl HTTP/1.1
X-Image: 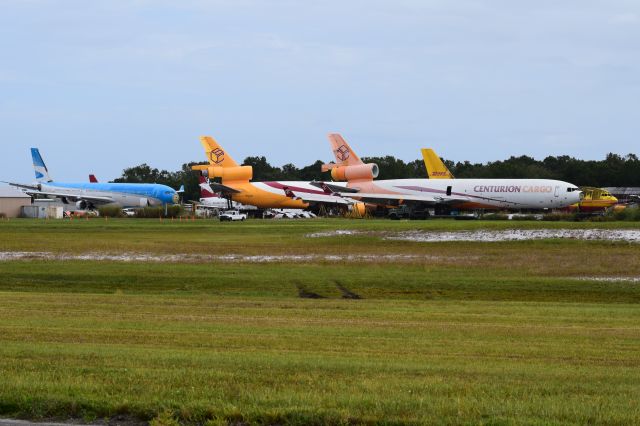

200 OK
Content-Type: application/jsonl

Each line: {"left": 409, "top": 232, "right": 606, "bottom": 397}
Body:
{"left": 0, "top": 219, "right": 639, "bottom": 424}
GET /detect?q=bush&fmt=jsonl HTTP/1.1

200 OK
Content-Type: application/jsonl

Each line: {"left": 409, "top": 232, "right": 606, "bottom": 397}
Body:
{"left": 613, "top": 207, "right": 640, "bottom": 221}
{"left": 134, "top": 205, "right": 184, "bottom": 218}
{"left": 97, "top": 206, "right": 124, "bottom": 218}
{"left": 541, "top": 213, "right": 576, "bottom": 221}
{"left": 149, "top": 410, "right": 180, "bottom": 426}
{"left": 481, "top": 213, "right": 509, "bottom": 220}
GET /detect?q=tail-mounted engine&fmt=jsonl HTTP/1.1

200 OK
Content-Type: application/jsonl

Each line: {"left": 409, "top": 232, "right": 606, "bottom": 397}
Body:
{"left": 327, "top": 163, "right": 379, "bottom": 181}
{"left": 195, "top": 165, "right": 253, "bottom": 181}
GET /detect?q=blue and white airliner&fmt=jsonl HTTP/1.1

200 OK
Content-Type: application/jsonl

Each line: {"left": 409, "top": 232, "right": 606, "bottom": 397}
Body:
{"left": 6, "top": 149, "right": 180, "bottom": 209}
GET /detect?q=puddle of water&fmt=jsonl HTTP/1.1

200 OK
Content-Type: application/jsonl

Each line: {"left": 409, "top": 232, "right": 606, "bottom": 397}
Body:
{"left": 306, "top": 230, "right": 361, "bottom": 238}
{"left": 306, "top": 228, "right": 640, "bottom": 243}
{"left": 0, "top": 251, "right": 458, "bottom": 264}
{"left": 572, "top": 276, "right": 640, "bottom": 283}
{"left": 386, "top": 229, "right": 640, "bottom": 243}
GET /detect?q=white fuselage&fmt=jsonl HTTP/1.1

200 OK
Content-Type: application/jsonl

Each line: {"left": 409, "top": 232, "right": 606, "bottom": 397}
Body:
{"left": 349, "top": 178, "right": 582, "bottom": 209}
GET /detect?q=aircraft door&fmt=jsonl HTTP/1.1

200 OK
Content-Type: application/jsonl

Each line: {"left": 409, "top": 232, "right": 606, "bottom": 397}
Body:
{"left": 554, "top": 186, "right": 559, "bottom": 197}
{"left": 446, "top": 186, "right": 452, "bottom": 196}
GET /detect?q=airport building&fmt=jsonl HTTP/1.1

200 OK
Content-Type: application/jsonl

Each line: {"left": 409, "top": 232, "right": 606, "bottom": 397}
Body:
{"left": 0, "top": 186, "right": 32, "bottom": 218}
{"left": 605, "top": 187, "right": 640, "bottom": 203}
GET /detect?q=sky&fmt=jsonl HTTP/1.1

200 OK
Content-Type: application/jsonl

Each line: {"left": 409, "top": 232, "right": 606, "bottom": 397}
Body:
{"left": 1, "top": 0, "right": 639, "bottom": 182}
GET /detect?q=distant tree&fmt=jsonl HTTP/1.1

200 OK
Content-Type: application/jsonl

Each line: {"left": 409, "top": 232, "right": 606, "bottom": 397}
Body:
{"left": 298, "top": 160, "right": 330, "bottom": 181}
{"left": 242, "top": 156, "right": 282, "bottom": 181}
{"left": 114, "top": 162, "right": 200, "bottom": 203}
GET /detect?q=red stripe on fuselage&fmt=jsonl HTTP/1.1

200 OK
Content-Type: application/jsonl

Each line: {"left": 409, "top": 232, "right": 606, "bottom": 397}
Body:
{"left": 264, "top": 182, "right": 329, "bottom": 195}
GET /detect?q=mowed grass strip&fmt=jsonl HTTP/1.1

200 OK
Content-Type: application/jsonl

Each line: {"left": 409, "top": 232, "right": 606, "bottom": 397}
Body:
{"left": 0, "top": 218, "right": 639, "bottom": 255}
{"left": 1, "top": 260, "right": 640, "bottom": 303}
{"left": 0, "top": 293, "right": 639, "bottom": 424}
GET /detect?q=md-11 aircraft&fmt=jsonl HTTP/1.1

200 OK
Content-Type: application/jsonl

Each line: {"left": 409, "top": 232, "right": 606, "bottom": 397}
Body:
{"left": 5, "top": 148, "right": 180, "bottom": 209}
{"left": 316, "top": 134, "right": 583, "bottom": 210}
{"left": 421, "top": 147, "right": 617, "bottom": 212}
{"left": 191, "top": 136, "right": 354, "bottom": 210}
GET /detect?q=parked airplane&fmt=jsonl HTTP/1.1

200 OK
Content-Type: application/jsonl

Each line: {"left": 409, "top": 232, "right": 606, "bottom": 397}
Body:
{"left": 191, "top": 136, "right": 352, "bottom": 209}
{"left": 6, "top": 148, "right": 179, "bottom": 209}
{"left": 318, "top": 134, "right": 583, "bottom": 210}
{"left": 422, "top": 147, "right": 616, "bottom": 213}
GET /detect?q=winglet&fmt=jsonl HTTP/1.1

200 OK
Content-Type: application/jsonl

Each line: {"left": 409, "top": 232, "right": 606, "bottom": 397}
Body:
{"left": 31, "top": 148, "right": 53, "bottom": 183}
{"left": 421, "top": 148, "right": 454, "bottom": 179}
{"left": 199, "top": 136, "right": 238, "bottom": 168}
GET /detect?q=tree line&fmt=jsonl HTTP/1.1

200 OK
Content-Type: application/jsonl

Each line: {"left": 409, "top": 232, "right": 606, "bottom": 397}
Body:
{"left": 114, "top": 153, "right": 640, "bottom": 203}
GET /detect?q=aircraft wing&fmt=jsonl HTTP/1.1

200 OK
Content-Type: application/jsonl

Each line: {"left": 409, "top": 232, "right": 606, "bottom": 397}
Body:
{"left": 309, "top": 181, "right": 359, "bottom": 194}
{"left": 2, "top": 181, "right": 40, "bottom": 191}
{"left": 287, "top": 190, "right": 353, "bottom": 205}
{"left": 338, "top": 192, "right": 469, "bottom": 206}
{"left": 26, "top": 189, "right": 115, "bottom": 204}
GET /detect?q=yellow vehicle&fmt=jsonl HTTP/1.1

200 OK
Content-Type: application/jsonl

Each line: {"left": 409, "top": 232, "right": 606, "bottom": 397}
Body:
{"left": 568, "top": 187, "right": 618, "bottom": 213}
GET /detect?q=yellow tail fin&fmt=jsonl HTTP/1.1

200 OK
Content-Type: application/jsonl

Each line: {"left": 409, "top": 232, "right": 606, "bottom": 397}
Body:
{"left": 200, "top": 136, "right": 239, "bottom": 168}
{"left": 421, "top": 148, "right": 454, "bottom": 179}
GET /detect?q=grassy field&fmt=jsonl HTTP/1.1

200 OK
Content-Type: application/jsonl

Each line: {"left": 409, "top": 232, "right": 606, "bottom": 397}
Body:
{"left": 0, "top": 218, "right": 639, "bottom": 425}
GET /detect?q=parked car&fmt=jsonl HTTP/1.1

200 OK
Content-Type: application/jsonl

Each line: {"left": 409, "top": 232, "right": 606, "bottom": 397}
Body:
{"left": 219, "top": 210, "right": 247, "bottom": 221}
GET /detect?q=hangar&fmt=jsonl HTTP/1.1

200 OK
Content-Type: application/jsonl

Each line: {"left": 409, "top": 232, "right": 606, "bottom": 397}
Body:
{"left": 0, "top": 186, "right": 32, "bottom": 218}
{"left": 605, "top": 187, "right": 640, "bottom": 203}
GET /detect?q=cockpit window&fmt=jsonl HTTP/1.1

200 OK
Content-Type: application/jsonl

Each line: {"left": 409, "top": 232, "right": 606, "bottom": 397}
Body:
{"left": 567, "top": 187, "right": 579, "bottom": 192}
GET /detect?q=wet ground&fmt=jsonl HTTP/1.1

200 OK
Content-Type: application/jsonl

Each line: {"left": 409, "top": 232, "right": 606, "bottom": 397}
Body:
{"left": 307, "top": 228, "right": 640, "bottom": 243}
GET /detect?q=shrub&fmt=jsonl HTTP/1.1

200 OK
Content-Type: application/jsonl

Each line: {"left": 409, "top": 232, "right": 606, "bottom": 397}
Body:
{"left": 613, "top": 207, "right": 640, "bottom": 221}
{"left": 541, "top": 213, "right": 576, "bottom": 222}
{"left": 481, "top": 213, "right": 509, "bottom": 220}
{"left": 134, "top": 205, "right": 184, "bottom": 218}
{"left": 150, "top": 410, "right": 180, "bottom": 426}
{"left": 97, "top": 206, "right": 124, "bottom": 218}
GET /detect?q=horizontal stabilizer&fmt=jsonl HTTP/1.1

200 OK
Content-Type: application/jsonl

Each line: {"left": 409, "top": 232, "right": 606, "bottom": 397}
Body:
{"left": 310, "top": 181, "right": 359, "bottom": 194}
{"left": 209, "top": 182, "right": 241, "bottom": 194}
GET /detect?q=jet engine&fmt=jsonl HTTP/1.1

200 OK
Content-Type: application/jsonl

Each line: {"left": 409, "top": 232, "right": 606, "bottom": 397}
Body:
{"left": 76, "top": 200, "right": 88, "bottom": 210}
{"left": 351, "top": 202, "right": 367, "bottom": 216}
{"left": 201, "top": 165, "right": 253, "bottom": 181}
{"left": 330, "top": 163, "right": 378, "bottom": 181}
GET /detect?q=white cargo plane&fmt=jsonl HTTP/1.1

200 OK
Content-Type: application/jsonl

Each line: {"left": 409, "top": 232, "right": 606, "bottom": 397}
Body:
{"left": 317, "top": 134, "right": 583, "bottom": 210}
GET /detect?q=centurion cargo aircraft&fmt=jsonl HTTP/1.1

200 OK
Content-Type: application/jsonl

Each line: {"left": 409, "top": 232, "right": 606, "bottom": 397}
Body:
{"left": 317, "top": 134, "right": 583, "bottom": 210}
{"left": 421, "top": 147, "right": 617, "bottom": 212}
{"left": 5, "top": 148, "right": 180, "bottom": 209}
{"left": 191, "top": 136, "right": 353, "bottom": 210}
